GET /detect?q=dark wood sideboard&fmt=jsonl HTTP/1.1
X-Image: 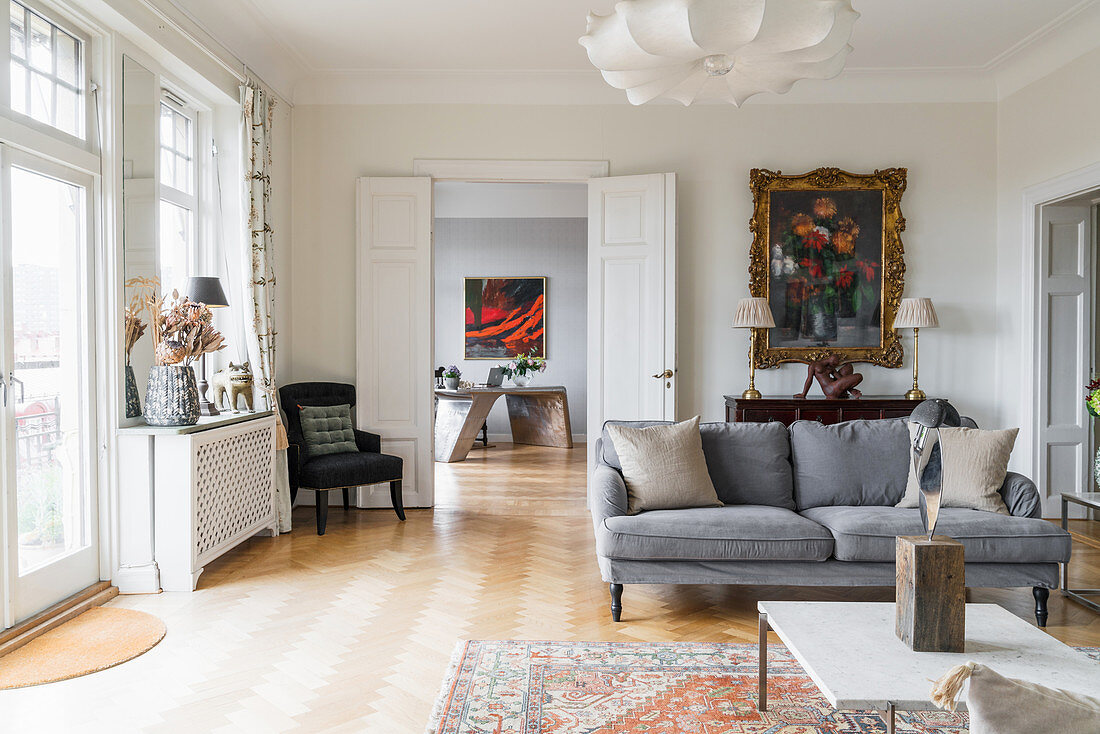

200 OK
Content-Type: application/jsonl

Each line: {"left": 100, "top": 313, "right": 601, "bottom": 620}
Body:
{"left": 724, "top": 395, "right": 926, "bottom": 426}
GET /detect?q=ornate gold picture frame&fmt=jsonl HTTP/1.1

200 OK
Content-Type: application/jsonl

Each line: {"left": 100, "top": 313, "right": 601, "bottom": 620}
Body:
{"left": 748, "top": 167, "right": 907, "bottom": 368}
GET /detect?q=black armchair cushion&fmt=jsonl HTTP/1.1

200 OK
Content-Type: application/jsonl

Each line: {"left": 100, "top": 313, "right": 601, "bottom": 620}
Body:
{"left": 300, "top": 451, "right": 403, "bottom": 490}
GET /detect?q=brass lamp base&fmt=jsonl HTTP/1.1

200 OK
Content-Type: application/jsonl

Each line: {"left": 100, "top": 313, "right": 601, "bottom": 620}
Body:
{"left": 905, "top": 388, "right": 926, "bottom": 401}
{"left": 741, "top": 388, "right": 763, "bottom": 400}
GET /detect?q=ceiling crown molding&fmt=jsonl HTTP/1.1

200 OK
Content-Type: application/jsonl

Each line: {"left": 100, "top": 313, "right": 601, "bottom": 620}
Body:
{"left": 292, "top": 67, "right": 996, "bottom": 106}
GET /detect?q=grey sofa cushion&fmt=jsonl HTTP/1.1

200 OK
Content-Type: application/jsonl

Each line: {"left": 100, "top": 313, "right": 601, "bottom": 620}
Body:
{"left": 800, "top": 506, "right": 1073, "bottom": 563}
{"left": 597, "top": 506, "right": 833, "bottom": 562}
{"left": 790, "top": 418, "right": 910, "bottom": 509}
{"left": 601, "top": 420, "right": 796, "bottom": 508}
{"left": 699, "top": 421, "right": 795, "bottom": 508}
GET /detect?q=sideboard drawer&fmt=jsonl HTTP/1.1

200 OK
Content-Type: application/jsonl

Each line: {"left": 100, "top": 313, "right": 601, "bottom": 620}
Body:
{"left": 800, "top": 407, "right": 844, "bottom": 424}
{"left": 741, "top": 408, "right": 796, "bottom": 424}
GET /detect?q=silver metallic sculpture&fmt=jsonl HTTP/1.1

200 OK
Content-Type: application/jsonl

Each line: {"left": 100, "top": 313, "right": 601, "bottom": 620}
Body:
{"left": 909, "top": 399, "right": 960, "bottom": 540}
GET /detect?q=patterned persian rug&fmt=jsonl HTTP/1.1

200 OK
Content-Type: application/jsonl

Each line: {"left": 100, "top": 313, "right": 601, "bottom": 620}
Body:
{"left": 427, "top": 640, "right": 1100, "bottom": 734}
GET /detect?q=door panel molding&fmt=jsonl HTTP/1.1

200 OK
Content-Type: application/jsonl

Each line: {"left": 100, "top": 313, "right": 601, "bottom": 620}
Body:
{"left": 355, "top": 177, "right": 433, "bottom": 509}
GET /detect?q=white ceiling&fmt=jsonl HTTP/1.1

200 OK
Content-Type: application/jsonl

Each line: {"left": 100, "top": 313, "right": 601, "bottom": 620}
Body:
{"left": 163, "top": 0, "right": 1100, "bottom": 104}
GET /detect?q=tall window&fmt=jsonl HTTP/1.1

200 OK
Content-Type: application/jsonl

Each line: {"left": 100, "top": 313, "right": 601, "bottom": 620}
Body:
{"left": 9, "top": 0, "right": 84, "bottom": 138}
{"left": 158, "top": 96, "right": 196, "bottom": 294}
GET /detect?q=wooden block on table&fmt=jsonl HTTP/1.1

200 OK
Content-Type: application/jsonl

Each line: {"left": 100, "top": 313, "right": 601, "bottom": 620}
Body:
{"left": 896, "top": 535, "right": 965, "bottom": 652}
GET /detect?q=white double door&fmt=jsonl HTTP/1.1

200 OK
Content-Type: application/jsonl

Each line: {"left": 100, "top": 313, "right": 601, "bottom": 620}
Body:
{"left": 355, "top": 173, "right": 677, "bottom": 507}
{"left": 0, "top": 148, "right": 99, "bottom": 626}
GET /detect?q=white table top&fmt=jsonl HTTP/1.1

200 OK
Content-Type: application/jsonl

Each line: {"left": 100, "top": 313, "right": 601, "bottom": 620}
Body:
{"left": 758, "top": 601, "right": 1100, "bottom": 711}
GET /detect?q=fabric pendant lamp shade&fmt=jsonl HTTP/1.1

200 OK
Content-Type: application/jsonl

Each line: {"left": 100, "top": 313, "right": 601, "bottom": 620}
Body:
{"left": 894, "top": 298, "right": 938, "bottom": 329}
{"left": 732, "top": 297, "right": 774, "bottom": 400}
{"left": 184, "top": 276, "right": 229, "bottom": 309}
{"left": 732, "top": 297, "right": 776, "bottom": 329}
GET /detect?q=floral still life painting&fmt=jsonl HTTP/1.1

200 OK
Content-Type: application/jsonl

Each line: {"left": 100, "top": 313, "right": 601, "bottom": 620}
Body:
{"left": 749, "top": 168, "right": 907, "bottom": 368}
{"left": 464, "top": 277, "right": 546, "bottom": 359}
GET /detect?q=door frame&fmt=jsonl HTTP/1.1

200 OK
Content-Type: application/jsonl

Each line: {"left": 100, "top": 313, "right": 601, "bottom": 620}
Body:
{"left": 0, "top": 146, "right": 100, "bottom": 626}
{"left": 410, "top": 159, "right": 609, "bottom": 509}
{"left": 1021, "top": 161, "right": 1100, "bottom": 516}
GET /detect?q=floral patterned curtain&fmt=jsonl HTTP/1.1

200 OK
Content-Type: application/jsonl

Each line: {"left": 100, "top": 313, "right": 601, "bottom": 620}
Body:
{"left": 243, "top": 81, "right": 292, "bottom": 533}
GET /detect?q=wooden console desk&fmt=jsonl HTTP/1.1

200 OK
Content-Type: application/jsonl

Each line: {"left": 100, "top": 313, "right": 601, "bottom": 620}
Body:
{"left": 434, "top": 386, "right": 572, "bottom": 462}
{"left": 725, "top": 395, "right": 925, "bottom": 426}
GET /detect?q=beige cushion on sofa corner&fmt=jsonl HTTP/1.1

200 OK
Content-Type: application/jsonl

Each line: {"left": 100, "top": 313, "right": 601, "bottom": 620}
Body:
{"left": 897, "top": 426, "right": 1017, "bottom": 515}
{"left": 933, "top": 662, "right": 1100, "bottom": 734}
{"left": 606, "top": 416, "right": 722, "bottom": 515}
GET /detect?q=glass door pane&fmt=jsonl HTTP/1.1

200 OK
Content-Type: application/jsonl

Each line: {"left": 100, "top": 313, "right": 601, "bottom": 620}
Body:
{"left": 10, "top": 166, "right": 89, "bottom": 575}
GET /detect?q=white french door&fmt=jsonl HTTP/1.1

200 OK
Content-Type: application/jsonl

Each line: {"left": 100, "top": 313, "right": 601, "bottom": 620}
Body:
{"left": 586, "top": 174, "right": 677, "bottom": 445}
{"left": 1, "top": 148, "right": 99, "bottom": 626}
{"left": 1036, "top": 202, "right": 1093, "bottom": 516}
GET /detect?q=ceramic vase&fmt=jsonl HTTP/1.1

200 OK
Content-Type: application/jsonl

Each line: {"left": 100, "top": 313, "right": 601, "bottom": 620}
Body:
{"left": 512, "top": 373, "right": 531, "bottom": 387}
{"left": 444, "top": 376, "right": 459, "bottom": 390}
{"left": 144, "top": 365, "right": 200, "bottom": 426}
{"left": 124, "top": 364, "right": 142, "bottom": 418}
{"left": 1094, "top": 445, "right": 1100, "bottom": 490}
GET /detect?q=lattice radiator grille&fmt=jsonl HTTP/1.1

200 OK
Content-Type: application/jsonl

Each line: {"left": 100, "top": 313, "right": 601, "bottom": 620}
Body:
{"left": 194, "top": 424, "right": 274, "bottom": 559}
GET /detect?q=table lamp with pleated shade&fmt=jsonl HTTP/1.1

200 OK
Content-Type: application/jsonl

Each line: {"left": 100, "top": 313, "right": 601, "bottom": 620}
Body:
{"left": 732, "top": 297, "right": 775, "bottom": 400}
{"left": 894, "top": 297, "right": 939, "bottom": 400}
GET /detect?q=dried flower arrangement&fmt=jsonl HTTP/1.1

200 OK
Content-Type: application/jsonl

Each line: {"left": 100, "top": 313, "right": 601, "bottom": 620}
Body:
{"left": 145, "top": 288, "right": 226, "bottom": 367}
{"left": 124, "top": 276, "right": 157, "bottom": 366}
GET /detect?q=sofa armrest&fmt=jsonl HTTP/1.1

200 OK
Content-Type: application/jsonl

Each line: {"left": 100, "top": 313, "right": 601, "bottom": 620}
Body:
{"left": 1000, "top": 471, "right": 1042, "bottom": 518}
{"left": 590, "top": 461, "right": 629, "bottom": 531}
{"left": 286, "top": 443, "right": 302, "bottom": 500}
{"left": 354, "top": 429, "right": 382, "bottom": 454}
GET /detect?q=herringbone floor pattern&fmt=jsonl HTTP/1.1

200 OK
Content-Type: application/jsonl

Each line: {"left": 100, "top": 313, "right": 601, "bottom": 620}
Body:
{"left": 2, "top": 443, "right": 1099, "bottom": 732}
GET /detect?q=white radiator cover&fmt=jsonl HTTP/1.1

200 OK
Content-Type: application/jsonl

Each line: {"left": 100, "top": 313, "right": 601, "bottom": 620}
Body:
{"left": 118, "top": 412, "right": 279, "bottom": 593}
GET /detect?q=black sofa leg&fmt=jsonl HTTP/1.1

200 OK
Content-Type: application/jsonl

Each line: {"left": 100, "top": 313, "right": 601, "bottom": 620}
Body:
{"left": 316, "top": 490, "right": 328, "bottom": 536}
{"left": 390, "top": 480, "right": 406, "bottom": 521}
{"left": 343, "top": 488, "right": 350, "bottom": 511}
{"left": 1034, "top": 587, "right": 1049, "bottom": 627}
{"left": 610, "top": 583, "right": 623, "bottom": 622}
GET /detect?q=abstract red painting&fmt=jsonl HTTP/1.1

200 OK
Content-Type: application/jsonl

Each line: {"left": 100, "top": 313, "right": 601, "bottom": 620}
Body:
{"left": 464, "top": 277, "right": 545, "bottom": 359}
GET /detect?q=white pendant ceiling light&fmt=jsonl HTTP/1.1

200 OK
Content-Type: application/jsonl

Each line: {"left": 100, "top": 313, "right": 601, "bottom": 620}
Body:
{"left": 579, "top": 0, "right": 860, "bottom": 106}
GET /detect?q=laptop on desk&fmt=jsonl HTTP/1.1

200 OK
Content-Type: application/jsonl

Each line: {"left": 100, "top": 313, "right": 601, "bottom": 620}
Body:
{"left": 484, "top": 367, "right": 505, "bottom": 387}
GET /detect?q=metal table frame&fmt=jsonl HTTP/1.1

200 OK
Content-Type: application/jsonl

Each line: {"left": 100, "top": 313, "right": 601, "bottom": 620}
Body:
{"left": 758, "top": 612, "right": 897, "bottom": 734}
{"left": 1061, "top": 492, "right": 1100, "bottom": 614}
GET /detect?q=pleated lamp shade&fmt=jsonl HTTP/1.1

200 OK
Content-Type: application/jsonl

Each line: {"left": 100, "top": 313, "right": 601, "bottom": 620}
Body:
{"left": 732, "top": 297, "right": 776, "bottom": 329}
{"left": 894, "top": 298, "right": 939, "bottom": 329}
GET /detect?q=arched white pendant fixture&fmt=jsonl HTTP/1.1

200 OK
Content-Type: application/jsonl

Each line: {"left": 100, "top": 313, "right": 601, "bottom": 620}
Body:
{"left": 579, "top": 0, "right": 860, "bottom": 106}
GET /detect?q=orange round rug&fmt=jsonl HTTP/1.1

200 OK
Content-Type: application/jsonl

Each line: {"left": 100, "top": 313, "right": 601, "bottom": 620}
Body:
{"left": 0, "top": 607, "right": 166, "bottom": 689}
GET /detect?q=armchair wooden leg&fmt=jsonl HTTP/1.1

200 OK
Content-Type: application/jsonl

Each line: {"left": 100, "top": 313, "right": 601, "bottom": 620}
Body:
{"left": 316, "top": 490, "right": 328, "bottom": 535}
{"left": 343, "top": 488, "right": 350, "bottom": 511}
{"left": 390, "top": 480, "right": 406, "bottom": 521}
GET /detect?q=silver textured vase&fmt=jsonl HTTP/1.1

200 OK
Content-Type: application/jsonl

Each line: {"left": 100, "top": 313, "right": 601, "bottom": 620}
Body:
{"left": 144, "top": 365, "right": 200, "bottom": 426}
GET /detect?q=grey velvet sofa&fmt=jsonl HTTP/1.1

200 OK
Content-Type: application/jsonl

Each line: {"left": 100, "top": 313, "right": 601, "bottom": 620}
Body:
{"left": 590, "top": 418, "right": 1072, "bottom": 626}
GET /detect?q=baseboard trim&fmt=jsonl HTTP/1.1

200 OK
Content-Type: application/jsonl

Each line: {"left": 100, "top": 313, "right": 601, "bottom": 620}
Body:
{"left": 485, "top": 433, "right": 586, "bottom": 444}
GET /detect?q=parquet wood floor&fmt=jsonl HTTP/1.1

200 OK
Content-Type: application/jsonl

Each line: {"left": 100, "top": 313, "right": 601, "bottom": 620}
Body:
{"left": 3, "top": 443, "right": 1099, "bottom": 732}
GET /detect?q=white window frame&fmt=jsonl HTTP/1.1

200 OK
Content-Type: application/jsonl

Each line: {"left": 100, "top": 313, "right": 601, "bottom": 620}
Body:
{"left": 156, "top": 88, "right": 202, "bottom": 292}
{"left": 2, "top": 0, "right": 95, "bottom": 150}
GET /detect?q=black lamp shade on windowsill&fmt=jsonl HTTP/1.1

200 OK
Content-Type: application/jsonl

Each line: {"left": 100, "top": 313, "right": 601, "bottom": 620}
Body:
{"left": 184, "top": 276, "right": 229, "bottom": 309}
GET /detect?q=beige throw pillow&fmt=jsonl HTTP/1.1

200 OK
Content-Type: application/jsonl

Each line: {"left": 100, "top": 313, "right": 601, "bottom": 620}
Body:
{"left": 931, "top": 662, "right": 1100, "bottom": 733}
{"left": 896, "top": 426, "right": 1018, "bottom": 515}
{"left": 607, "top": 417, "right": 722, "bottom": 515}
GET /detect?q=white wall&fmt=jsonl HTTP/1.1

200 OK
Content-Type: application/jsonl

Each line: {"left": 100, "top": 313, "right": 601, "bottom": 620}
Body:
{"left": 434, "top": 216, "right": 587, "bottom": 438}
{"left": 995, "top": 46, "right": 1100, "bottom": 505}
{"left": 289, "top": 102, "right": 998, "bottom": 430}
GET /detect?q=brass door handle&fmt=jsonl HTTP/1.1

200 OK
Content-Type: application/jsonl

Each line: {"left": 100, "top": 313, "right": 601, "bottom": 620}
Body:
{"left": 652, "top": 369, "right": 674, "bottom": 379}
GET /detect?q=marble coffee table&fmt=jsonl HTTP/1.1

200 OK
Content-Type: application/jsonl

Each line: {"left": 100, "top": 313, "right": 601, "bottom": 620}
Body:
{"left": 757, "top": 601, "right": 1100, "bottom": 734}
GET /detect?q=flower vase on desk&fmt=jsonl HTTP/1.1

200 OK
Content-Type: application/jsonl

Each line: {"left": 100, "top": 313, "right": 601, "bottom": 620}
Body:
{"left": 512, "top": 373, "right": 531, "bottom": 387}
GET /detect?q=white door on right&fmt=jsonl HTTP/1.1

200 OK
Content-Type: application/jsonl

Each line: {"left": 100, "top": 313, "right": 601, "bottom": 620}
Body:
{"left": 586, "top": 174, "right": 677, "bottom": 448}
{"left": 1036, "top": 203, "right": 1092, "bottom": 516}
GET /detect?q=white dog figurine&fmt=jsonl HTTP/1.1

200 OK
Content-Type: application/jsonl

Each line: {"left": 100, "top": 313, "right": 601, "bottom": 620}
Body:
{"left": 211, "top": 362, "right": 254, "bottom": 412}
